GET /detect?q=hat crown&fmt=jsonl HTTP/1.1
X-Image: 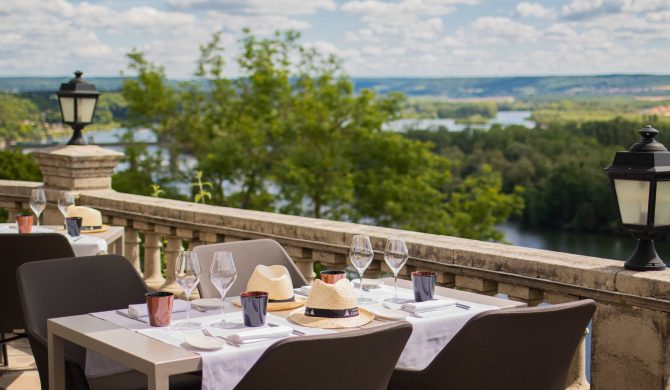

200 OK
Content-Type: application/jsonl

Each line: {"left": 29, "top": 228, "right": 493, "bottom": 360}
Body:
{"left": 247, "top": 265, "right": 294, "bottom": 301}
{"left": 306, "top": 279, "right": 357, "bottom": 310}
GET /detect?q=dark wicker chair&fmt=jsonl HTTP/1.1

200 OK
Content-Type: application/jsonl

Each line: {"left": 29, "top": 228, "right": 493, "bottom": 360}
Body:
{"left": 0, "top": 233, "right": 74, "bottom": 367}
{"left": 388, "top": 299, "right": 597, "bottom": 390}
{"left": 194, "top": 239, "right": 307, "bottom": 298}
{"left": 16, "top": 254, "right": 201, "bottom": 390}
{"left": 235, "top": 322, "right": 413, "bottom": 390}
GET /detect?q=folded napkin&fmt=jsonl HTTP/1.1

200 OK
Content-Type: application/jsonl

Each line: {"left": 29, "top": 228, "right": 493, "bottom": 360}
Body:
{"left": 128, "top": 299, "right": 188, "bottom": 318}
{"left": 298, "top": 285, "right": 311, "bottom": 295}
{"left": 227, "top": 326, "right": 293, "bottom": 344}
{"left": 401, "top": 299, "right": 455, "bottom": 314}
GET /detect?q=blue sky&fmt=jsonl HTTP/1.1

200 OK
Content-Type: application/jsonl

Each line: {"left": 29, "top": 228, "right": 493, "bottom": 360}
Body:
{"left": 1, "top": 0, "right": 669, "bottom": 78}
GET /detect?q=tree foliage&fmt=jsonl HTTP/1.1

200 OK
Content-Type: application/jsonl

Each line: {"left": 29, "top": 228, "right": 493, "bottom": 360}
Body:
{"left": 120, "top": 30, "right": 524, "bottom": 241}
{"left": 0, "top": 93, "right": 42, "bottom": 143}
{"left": 404, "top": 117, "right": 656, "bottom": 233}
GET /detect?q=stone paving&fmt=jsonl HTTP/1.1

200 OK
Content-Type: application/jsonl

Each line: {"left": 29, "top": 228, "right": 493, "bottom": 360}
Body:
{"left": 0, "top": 336, "right": 39, "bottom": 390}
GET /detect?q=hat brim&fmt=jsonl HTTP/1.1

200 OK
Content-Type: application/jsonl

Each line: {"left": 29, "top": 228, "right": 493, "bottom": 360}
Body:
{"left": 232, "top": 295, "right": 307, "bottom": 311}
{"left": 288, "top": 307, "right": 374, "bottom": 329}
{"left": 80, "top": 224, "right": 110, "bottom": 234}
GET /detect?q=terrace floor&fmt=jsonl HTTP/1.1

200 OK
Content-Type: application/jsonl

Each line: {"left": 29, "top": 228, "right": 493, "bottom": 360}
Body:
{"left": 0, "top": 336, "right": 39, "bottom": 390}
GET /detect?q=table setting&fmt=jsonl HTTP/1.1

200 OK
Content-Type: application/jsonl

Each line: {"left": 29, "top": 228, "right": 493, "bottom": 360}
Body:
{"left": 78, "top": 234, "right": 501, "bottom": 390}
{"left": 0, "top": 188, "right": 110, "bottom": 256}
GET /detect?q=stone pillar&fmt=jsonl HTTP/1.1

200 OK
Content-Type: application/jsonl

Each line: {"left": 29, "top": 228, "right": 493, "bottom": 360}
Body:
{"left": 125, "top": 228, "right": 142, "bottom": 275}
{"left": 161, "top": 237, "right": 183, "bottom": 295}
{"left": 31, "top": 145, "right": 123, "bottom": 225}
{"left": 143, "top": 232, "right": 165, "bottom": 290}
{"left": 591, "top": 302, "right": 670, "bottom": 389}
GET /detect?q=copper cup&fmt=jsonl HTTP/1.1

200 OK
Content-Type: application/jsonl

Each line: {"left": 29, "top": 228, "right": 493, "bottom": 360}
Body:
{"left": 16, "top": 215, "right": 33, "bottom": 234}
{"left": 320, "top": 270, "right": 346, "bottom": 284}
{"left": 146, "top": 292, "right": 174, "bottom": 327}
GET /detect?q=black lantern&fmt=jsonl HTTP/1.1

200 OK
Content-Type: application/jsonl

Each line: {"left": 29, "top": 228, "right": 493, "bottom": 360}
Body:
{"left": 56, "top": 71, "right": 100, "bottom": 145}
{"left": 605, "top": 125, "right": 670, "bottom": 271}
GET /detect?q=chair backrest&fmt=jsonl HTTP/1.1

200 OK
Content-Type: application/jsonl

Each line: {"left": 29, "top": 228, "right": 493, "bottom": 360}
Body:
{"left": 235, "top": 322, "right": 413, "bottom": 390}
{"left": 389, "top": 299, "right": 597, "bottom": 390}
{"left": 0, "top": 233, "right": 75, "bottom": 332}
{"left": 16, "top": 255, "right": 148, "bottom": 390}
{"left": 193, "top": 239, "right": 307, "bottom": 298}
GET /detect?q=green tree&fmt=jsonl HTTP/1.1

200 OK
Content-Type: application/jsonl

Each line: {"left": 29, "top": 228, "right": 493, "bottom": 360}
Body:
{"left": 121, "top": 29, "right": 526, "bottom": 241}
{"left": 0, "top": 94, "right": 42, "bottom": 144}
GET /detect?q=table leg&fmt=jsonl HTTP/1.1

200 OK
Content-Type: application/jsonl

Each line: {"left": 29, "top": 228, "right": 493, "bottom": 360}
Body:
{"left": 47, "top": 330, "right": 66, "bottom": 390}
{"left": 148, "top": 371, "right": 169, "bottom": 390}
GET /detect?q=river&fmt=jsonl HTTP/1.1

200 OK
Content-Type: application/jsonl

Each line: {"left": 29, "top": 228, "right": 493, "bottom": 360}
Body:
{"left": 384, "top": 110, "right": 536, "bottom": 132}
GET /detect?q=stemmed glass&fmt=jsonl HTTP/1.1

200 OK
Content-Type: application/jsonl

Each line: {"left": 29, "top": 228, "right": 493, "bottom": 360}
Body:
{"left": 384, "top": 237, "right": 410, "bottom": 303}
{"left": 349, "top": 235, "right": 375, "bottom": 304}
{"left": 30, "top": 188, "right": 46, "bottom": 226}
{"left": 173, "top": 251, "right": 202, "bottom": 330}
{"left": 209, "top": 251, "right": 238, "bottom": 329}
{"left": 57, "top": 191, "right": 75, "bottom": 228}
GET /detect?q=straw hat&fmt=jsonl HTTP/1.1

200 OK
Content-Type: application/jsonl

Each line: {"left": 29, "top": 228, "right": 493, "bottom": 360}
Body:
{"left": 232, "top": 265, "right": 306, "bottom": 311}
{"left": 289, "top": 279, "right": 374, "bottom": 328}
{"left": 66, "top": 206, "right": 108, "bottom": 233}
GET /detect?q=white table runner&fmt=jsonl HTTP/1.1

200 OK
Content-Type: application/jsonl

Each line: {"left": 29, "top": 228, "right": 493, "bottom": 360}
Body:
{"left": 88, "top": 300, "right": 334, "bottom": 390}
{"left": 88, "top": 284, "right": 500, "bottom": 389}
{"left": 0, "top": 223, "right": 107, "bottom": 256}
{"left": 356, "top": 284, "right": 498, "bottom": 370}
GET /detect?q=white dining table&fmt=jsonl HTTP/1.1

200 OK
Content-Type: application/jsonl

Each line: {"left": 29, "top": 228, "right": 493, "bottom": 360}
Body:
{"left": 47, "top": 278, "right": 525, "bottom": 390}
{"left": 0, "top": 223, "right": 124, "bottom": 257}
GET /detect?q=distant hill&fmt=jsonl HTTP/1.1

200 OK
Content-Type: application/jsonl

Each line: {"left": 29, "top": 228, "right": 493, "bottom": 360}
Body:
{"left": 2, "top": 74, "right": 670, "bottom": 98}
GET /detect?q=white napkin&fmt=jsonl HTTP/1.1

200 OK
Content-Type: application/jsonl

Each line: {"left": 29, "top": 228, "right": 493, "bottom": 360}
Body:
{"left": 127, "top": 299, "right": 188, "bottom": 318}
{"left": 226, "top": 326, "right": 293, "bottom": 344}
{"left": 401, "top": 299, "right": 455, "bottom": 313}
{"left": 298, "top": 285, "right": 311, "bottom": 295}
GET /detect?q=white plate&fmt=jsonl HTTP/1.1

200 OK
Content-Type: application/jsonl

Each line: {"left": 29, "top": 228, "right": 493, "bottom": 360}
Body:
{"left": 366, "top": 304, "right": 408, "bottom": 321}
{"left": 192, "top": 298, "right": 224, "bottom": 309}
{"left": 184, "top": 335, "right": 225, "bottom": 350}
{"left": 353, "top": 278, "right": 384, "bottom": 289}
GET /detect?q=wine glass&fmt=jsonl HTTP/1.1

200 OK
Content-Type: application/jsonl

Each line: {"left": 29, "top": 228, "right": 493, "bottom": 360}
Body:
{"left": 349, "top": 235, "right": 375, "bottom": 304}
{"left": 30, "top": 188, "right": 46, "bottom": 227}
{"left": 210, "top": 251, "right": 238, "bottom": 329}
{"left": 173, "top": 251, "right": 202, "bottom": 330}
{"left": 57, "top": 191, "right": 75, "bottom": 228}
{"left": 384, "top": 237, "right": 410, "bottom": 303}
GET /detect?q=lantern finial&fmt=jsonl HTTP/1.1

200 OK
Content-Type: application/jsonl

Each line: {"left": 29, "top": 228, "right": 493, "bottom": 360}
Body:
{"left": 630, "top": 125, "right": 667, "bottom": 152}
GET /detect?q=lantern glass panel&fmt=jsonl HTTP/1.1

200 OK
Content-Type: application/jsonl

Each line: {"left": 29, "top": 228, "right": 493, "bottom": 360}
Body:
{"left": 654, "top": 181, "right": 670, "bottom": 226}
{"left": 614, "top": 179, "right": 650, "bottom": 225}
{"left": 76, "top": 97, "right": 96, "bottom": 123}
{"left": 59, "top": 97, "right": 75, "bottom": 123}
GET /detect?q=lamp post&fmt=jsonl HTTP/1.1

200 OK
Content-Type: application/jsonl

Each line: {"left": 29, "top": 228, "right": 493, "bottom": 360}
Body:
{"left": 605, "top": 125, "right": 670, "bottom": 271}
{"left": 56, "top": 70, "right": 100, "bottom": 145}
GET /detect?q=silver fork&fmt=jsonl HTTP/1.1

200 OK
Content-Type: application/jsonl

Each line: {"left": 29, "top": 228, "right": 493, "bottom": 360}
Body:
{"left": 268, "top": 322, "right": 305, "bottom": 336}
{"left": 202, "top": 328, "right": 240, "bottom": 348}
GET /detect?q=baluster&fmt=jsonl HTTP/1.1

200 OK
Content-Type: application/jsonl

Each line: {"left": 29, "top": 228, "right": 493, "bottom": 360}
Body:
{"left": 124, "top": 228, "right": 142, "bottom": 275}
{"left": 143, "top": 232, "right": 165, "bottom": 290}
{"left": 566, "top": 328, "right": 590, "bottom": 389}
{"left": 161, "top": 237, "right": 183, "bottom": 295}
{"left": 285, "top": 246, "right": 316, "bottom": 282}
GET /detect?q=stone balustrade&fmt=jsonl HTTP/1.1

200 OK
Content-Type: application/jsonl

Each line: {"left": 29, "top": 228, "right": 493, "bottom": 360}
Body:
{"left": 1, "top": 145, "right": 670, "bottom": 389}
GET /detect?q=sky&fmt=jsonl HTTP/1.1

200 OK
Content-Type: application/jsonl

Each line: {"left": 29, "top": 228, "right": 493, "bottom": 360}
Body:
{"left": 1, "top": 0, "right": 670, "bottom": 78}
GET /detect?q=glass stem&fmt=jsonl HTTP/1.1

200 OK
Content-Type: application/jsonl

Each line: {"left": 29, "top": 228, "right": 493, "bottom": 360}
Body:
{"left": 359, "top": 269, "right": 365, "bottom": 297}
{"left": 185, "top": 290, "right": 191, "bottom": 322}
{"left": 36, "top": 213, "right": 40, "bottom": 226}
{"left": 221, "top": 292, "right": 226, "bottom": 324}
{"left": 394, "top": 274, "right": 398, "bottom": 300}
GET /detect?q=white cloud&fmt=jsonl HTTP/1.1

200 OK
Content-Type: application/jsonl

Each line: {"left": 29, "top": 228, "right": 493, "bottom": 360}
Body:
{"left": 516, "top": 2, "right": 556, "bottom": 18}
{"left": 469, "top": 17, "right": 541, "bottom": 44}
{"left": 166, "top": 0, "right": 336, "bottom": 15}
